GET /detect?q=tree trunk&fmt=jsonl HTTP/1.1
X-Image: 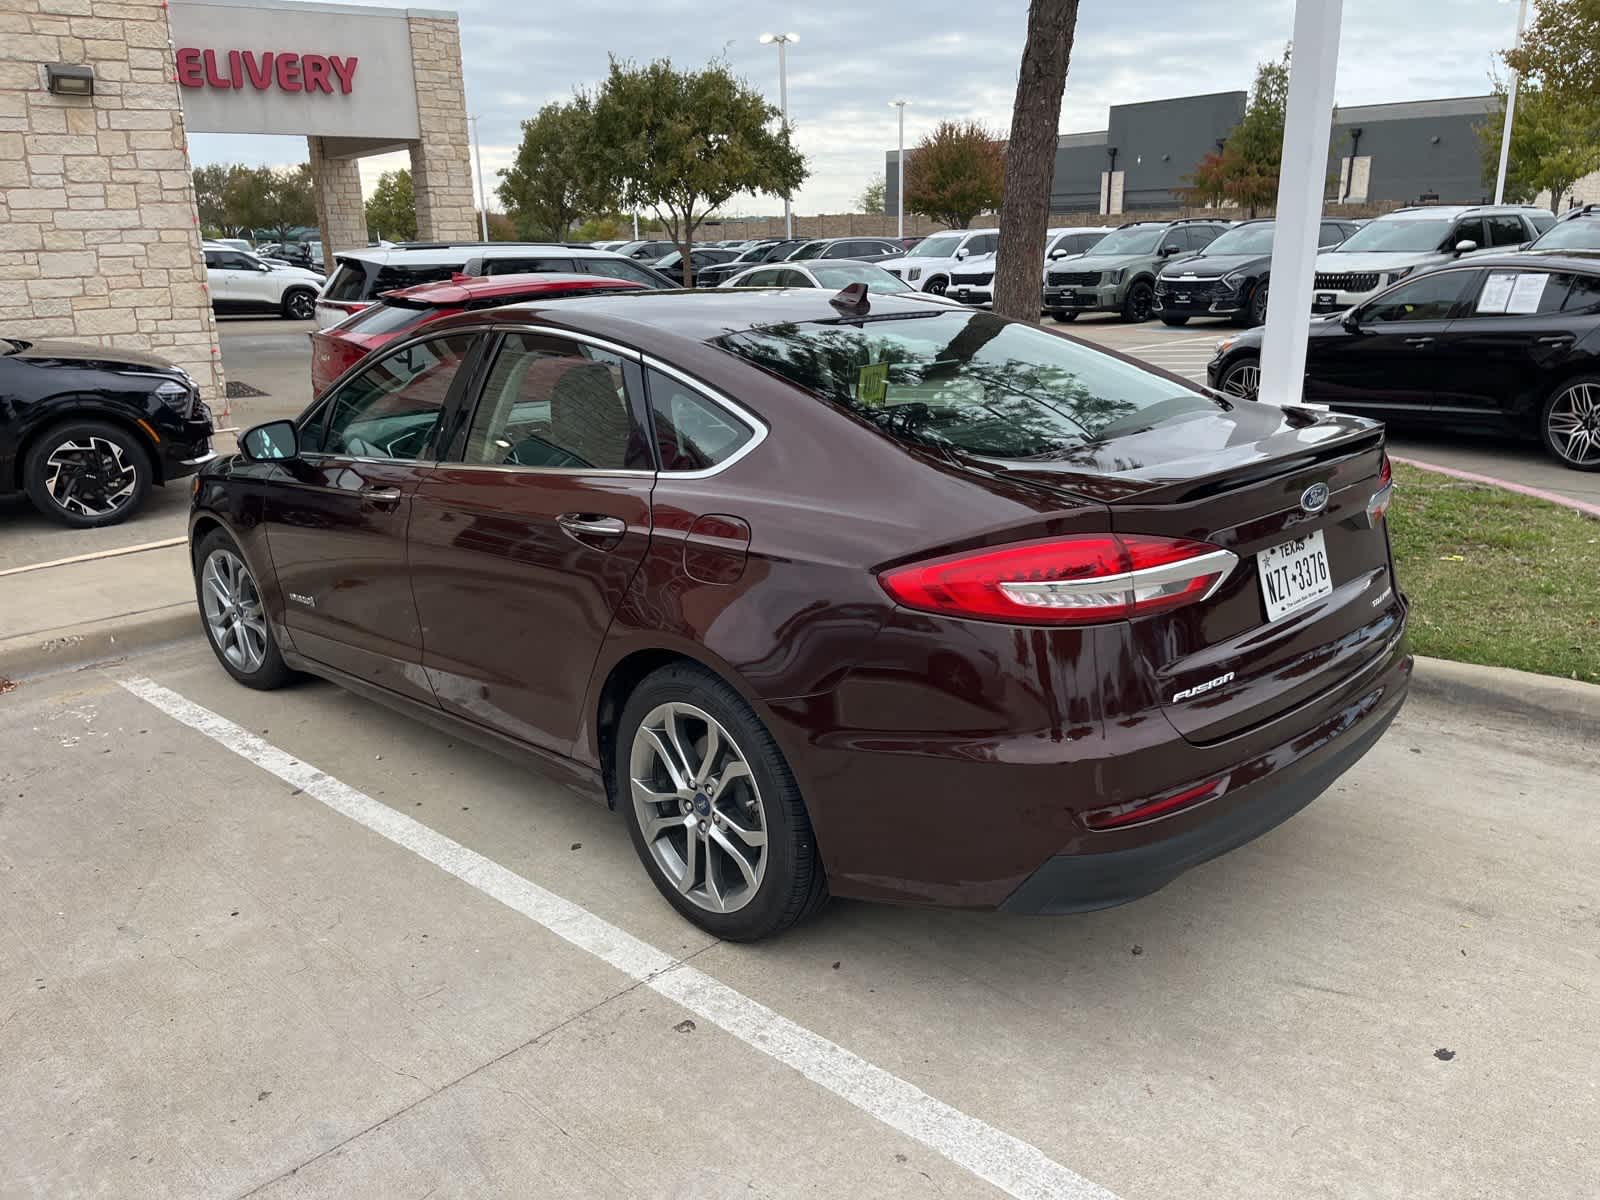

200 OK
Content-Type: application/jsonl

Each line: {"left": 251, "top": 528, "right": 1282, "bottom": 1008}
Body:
{"left": 992, "top": 0, "right": 1080, "bottom": 322}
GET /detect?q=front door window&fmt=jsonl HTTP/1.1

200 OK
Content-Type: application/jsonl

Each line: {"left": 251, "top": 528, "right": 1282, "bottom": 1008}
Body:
{"left": 305, "top": 334, "right": 476, "bottom": 460}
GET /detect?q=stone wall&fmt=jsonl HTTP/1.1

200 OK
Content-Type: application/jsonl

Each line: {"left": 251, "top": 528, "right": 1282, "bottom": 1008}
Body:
{"left": 1, "top": 0, "right": 223, "bottom": 402}
{"left": 308, "top": 135, "right": 368, "bottom": 259}
{"left": 405, "top": 15, "right": 475, "bottom": 242}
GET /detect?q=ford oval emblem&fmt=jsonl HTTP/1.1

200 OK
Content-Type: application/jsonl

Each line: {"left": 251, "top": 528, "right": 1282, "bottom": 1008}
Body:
{"left": 1300, "top": 482, "right": 1330, "bottom": 514}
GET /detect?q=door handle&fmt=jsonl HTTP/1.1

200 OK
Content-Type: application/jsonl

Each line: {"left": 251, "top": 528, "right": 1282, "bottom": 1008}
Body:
{"left": 1538, "top": 335, "right": 1575, "bottom": 345}
{"left": 558, "top": 513, "right": 627, "bottom": 541}
{"left": 1403, "top": 336, "right": 1434, "bottom": 347}
{"left": 361, "top": 486, "right": 403, "bottom": 506}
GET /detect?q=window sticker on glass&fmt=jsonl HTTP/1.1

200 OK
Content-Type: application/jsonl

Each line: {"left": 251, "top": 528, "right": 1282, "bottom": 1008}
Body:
{"left": 1477, "top": 272, "right": 1516, "bottom": 313}
{"left": 1507, "top": 273, "right": 1552, "bottom": 314}
{"left": 857, "top": 361, "right": 889, "bottom": 407}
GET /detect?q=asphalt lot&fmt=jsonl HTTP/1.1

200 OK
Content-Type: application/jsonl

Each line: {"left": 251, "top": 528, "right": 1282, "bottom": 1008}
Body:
{"left": 4, "top": 643, "right": 1597, "bottom": 1199}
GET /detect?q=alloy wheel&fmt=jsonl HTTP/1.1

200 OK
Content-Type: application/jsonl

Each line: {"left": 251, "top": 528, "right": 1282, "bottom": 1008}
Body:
{"left": 925, "top": 277, "right": 948, "bottom": 296}
{"left": 44, "top": 436, "right": 138, "bottom": 518}
{"left": 286, "top": 290, "right": 315, "bottom": 320}
{"left": 1221, "top": 361, "right": 1261, "bottom": 401}
{"left": 629, "top": 701, "right": 768, "bottom": 914}
{"left": 1250, "top": 285, "right": 1269, "bottom": 326}
{"left": 201, "top": 549, "right": 269, "bottom": 674}
{"left": 1546, "top": 382, "right": 1600, "bottom": 466}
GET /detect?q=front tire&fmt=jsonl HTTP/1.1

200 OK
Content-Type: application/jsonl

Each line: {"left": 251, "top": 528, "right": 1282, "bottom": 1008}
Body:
{"left": 617, "top": 663, "right": 827, "bottom": 941}
{"left": 1120, "top": 280, "right": 1154, "bottom": 322}
{"left": 1539, "top": 376, "right": 1600, "bottom": 471}
{"left": 194, "top": 528, "right": 296, "bottom": 689}
{"left": 282, "top": 288, "right": 316, "bottom": 321}
{"left": 23, "top": 419, "right": 152, "bottom": 528}
{"left": 1245, "top": 282, "right": 1270, "bottom": 327}
{"left": 1219, "top": 356, "right": 1261, "bottom": 401}
{"left": 923, "top": 275, "right": 949, "bottom": 297}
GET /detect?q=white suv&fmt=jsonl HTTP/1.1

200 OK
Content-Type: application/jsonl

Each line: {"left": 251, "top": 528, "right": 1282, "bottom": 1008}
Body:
{"left": 878, "top": 228, "right": 1000, "bottom": 296}
{"left": 202, "top": 243, "right": 326, "bottom": 321}
{"left": 948, "top": 226, "right": 1115, "bottom": 306}
{"left": 313, "top": 242, "right": 674, "bottom": 327}
{"left": 1311, "top": 204, "right": 1555, "bottom": 313}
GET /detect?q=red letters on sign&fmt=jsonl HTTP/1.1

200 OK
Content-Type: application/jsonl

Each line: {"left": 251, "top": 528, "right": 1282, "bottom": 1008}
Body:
{"left": 174, "top": 48, "right": 358, "bottom": 95}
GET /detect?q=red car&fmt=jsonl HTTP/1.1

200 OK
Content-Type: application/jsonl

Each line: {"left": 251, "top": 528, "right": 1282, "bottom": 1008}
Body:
{"left": 309, "top": 273, "right": 646, "bottom": 396}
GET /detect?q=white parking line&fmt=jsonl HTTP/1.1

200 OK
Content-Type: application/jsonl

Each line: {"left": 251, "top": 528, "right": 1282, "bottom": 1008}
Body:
{"left": 119, "top": 675, "right": 1120, "bottom": 1200}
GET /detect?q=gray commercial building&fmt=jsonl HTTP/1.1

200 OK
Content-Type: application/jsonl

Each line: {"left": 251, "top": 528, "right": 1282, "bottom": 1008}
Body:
{"left": 885, "top": 92, "right": 1496, "bottom": 217}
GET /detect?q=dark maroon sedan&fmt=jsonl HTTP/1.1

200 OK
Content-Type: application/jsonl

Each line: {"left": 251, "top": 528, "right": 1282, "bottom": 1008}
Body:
{"left": 189, "top": 287, "right": 1409, "bottom": 940}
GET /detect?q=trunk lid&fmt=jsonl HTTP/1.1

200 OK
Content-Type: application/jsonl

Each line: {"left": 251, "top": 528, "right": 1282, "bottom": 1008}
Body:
{"left": 982, "top": 403, "right": 1402, "bottom": 743}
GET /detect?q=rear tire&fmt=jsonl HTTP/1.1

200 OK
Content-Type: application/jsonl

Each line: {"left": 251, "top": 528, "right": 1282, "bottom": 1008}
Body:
{"left": 1538, "top": 375, "right": 1600, "bottom": 471}
{"left": 616, "top": 662, "right": 827, "bottom": 941}
{"left": 22, "top": 419, "right": 152, "bottom": 528}
{"left": 193, "top": 528, "right": 296, "bottom": 690}
{"left": 281, "top": 288, "right": 316, "bottom": 321}
{"left": 1158, "top": 313, "right": 1190, "bottom": 326}
{"left": 1120, "top": 280, "right": 1154, "bottom": 322}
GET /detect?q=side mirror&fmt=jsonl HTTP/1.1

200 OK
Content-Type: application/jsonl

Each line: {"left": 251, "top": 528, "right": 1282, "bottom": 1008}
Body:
{"left": 1341, "top": 309, "right": 1362, "bottom": 332}
{"left": 955, "top": 247, "right": 969, "bottom": 260}
{"left": 1049, "top": 247, "right": 1069, "bottom": 260}
{"left": 239, "top": 419, "right": 299, "bottom": 462}
{"left": 1454, "top": 239, "right": 1478, "bottom": 255}
{"left": 1160, "top": 243, "right": 1182, "bottom": 257}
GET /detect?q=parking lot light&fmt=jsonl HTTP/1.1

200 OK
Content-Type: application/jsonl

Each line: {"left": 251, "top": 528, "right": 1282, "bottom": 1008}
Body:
{"left": 759, "top": 32, "right": 799, "bottom": 238}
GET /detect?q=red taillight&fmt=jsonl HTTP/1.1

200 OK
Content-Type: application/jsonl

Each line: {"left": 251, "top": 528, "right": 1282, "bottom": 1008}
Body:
{"left": 878, "top": 534, "right": 1238, "bottom": 626}
{"left": 1368, "top": 453, "right": 1394, "bottom": 524}
{"left": 1378, "top": 452, "right": 1392, "bottom": 488}
{"left": 1082, "top": 776, "right": 1227, "bottom": 830}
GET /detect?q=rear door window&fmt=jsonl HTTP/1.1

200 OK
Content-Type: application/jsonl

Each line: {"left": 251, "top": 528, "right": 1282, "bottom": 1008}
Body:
{"left": 479, "top": 256, "right": 577, "bottom": 276}
{"left": 1485, "top": 215, "right": 1528, "bottom": 248}
{"left": 1561, "top": 273, "right": 1600, "bottom": 311}
{"left": 646, "top": 368, "right": 755, "bottom": 472}
{"left": 583, "top": 257, "right": 665, "bottom": 287}
{"left": 372, "top": 263, "right": 462, "bottom": 294}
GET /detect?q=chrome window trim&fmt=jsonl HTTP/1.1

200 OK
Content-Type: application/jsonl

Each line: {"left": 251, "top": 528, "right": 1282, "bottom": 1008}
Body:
{"left": 639, "top": 354, "right": 770, "bottom": 479}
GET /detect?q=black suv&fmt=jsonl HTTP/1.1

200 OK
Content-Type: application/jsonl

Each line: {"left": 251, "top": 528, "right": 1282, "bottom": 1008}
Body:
{"left": 1153, "top": 218, "right": 1359, "bottom": 326}
{"left": 1, "top": 338, "right": 214, "bottom": 527}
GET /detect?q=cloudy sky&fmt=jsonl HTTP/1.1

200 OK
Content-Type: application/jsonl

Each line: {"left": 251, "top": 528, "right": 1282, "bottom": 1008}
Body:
{"left": 187, "top": 0, "right": 1523, "bottom": 216}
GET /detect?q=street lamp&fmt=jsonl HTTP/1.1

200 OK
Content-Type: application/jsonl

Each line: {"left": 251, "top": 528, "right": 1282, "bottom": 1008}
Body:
{"left": 888, "top": 99, "right": 908, "bottom": 238}
{"left": 760, "top": 32, "right": 799, "bottom": 238}
{"left": 1494, "top": 0, "right": 1531, "bottom": 206}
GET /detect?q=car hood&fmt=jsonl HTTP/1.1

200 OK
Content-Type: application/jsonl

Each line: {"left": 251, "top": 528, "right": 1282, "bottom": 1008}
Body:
{"left": 967, "top": 398, "right": 1378, "bottom": 504}
{"left": 269, "top": 264, "right": 326, "bottom": 282}
{"left": 1159, "top": 251, "right": 1269, "bottom": 278}
{"left": 1314, "top": 250, "right": 1447, "bottom": 274}
{"left": 878, "top": 254, "right": 962, "bottom": 272}
{"left": 13, "top": 339, "right": 185, "bottom": 374}
{"left": 1053, "top": 252, "right": 1150, "bottom": 272}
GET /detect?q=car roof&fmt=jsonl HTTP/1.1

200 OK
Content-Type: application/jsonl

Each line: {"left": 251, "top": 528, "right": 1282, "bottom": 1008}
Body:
{"left": 1448, "top": 250, "right": 1600, "bottom": 272}
{"left": 430, "top": 286, "right": 948, "bottom": 345}
{"left": 1379, "top": 204, "right": 1552, "bottom": 221}
{"left": 334, "top": 243, "right": 630, "bottom": 266}
{"left": 379, "top": 273, "right": 647, "bottom": 306}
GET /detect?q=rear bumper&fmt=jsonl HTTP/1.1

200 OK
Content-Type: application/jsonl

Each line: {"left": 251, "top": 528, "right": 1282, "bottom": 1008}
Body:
{"left": 1001, "top": 656, "right": 1409, "bottom": 912}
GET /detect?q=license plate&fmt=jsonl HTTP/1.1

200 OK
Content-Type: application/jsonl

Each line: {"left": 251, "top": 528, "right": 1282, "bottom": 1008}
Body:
{"left": 1071, "top": 292, "right": 1096, "bottom": 306}
{"left": 1316, "top": 291, "right": 1336, "bottom": 305}
{"left": 958, "top": 286, "right": 970, "bottom": 298}
{"left": 1258, "top": 530, "right": 1334, "bottom": 621}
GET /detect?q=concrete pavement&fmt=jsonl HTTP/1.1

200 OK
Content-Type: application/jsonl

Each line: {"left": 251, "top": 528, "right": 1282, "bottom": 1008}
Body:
{"left": 1, "top": 644, "right": 1595, "bottom": 1199}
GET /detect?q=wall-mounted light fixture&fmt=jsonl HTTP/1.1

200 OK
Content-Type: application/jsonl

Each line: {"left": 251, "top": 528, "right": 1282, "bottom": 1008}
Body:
{"left": 46, "top": 63, "right": 94, "bottom": 96}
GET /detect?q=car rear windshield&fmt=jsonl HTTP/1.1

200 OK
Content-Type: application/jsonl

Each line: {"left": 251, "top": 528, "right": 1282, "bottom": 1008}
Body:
{"left": 1201, "top": 223, "right": 1275, "bottom": 256}
{"left": 339, "top": 300, "right": 435, "bottom": 335}
{"left": 1531, "top": 220, "right": 1600, "bottom": 250}
{"left": 323, "top": 258, "right": 464, "bottom": 302}
{"left": 717, "top": 310, "right": 1218, "bottom": 460}
{"left": 807, "top": 263, "right": 907, "bottom": 293}
{"left": 1334, "top": 218, "right": 1453, "bottom": 253}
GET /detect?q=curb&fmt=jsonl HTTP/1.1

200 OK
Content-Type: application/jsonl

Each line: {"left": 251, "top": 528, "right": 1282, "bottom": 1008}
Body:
{"left": 1392, "top": 455, "right": 1600, "bottom": 520}
{"left": 1411, "top": 654, "right": 1600, "bottom": 729}
{"left": 0, "top": 604, "right": 200, "bottom": 682}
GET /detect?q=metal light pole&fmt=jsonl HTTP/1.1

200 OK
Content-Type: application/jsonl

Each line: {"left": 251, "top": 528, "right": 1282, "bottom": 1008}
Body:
{"left": 760, "top": 32, "right": 798, "bottom": 238}
{"left": 469, "top": 113, "right": 489, "bottom": 240}
{"left": 889, "top": 99, "right": 908, "bottom": 237}
{"left": 1494, "top": 0, "right": 1531, "bottom": 206}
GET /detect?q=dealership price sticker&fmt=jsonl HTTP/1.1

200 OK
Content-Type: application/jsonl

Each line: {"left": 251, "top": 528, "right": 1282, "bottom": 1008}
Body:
{"left": 857, "top": 362, "right": 889, "bottom": 407}
{"left": 1476, "top": 272, "right": 1516, "bottom": 314}
{"left": 1507, "top": 273, "right": 1552, "bottom": 314}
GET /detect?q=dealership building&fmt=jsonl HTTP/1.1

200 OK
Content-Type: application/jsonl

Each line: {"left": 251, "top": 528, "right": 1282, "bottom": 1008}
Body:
{"left": 2, "top": 0, "right": 475, "bottom": 402}
{"left": 886, "top": 90, "right": 1503, "bottom": 217}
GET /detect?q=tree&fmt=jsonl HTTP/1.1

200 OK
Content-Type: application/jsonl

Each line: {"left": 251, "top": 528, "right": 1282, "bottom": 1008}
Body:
{"left": 365, "top": 168, "right": 416, "bottom": 241}
{"left": 1176, "top": 149, "right": 1232, "bottom": 209}
{"left": 1222, "top": 48, "right": 1290, "bottom": 217}
{"left": 223, "top": 164, "right": 315, "bottom": 246}
{"left": 993, "top": 0, "right": 1081, "bottom": 321}
{"left": 572, "top": 214, "right": 627, "bottom": 241}
{"left": 193, "top": 164, "right": 239, "bottom": 236}
{"left": 498, "top": 99, "right": 616, "bottom": 242}
{"left": 856, "top": 176, "right": 886, "bottom": 214}
{"left": 1504, "top": 0, "right": 1600, "bottom": 105}
{"left": 1477, "top": 79, "right": 1600, "bottom": 209}
{"left": 903, "top": 120, "right": 1004, "bottom": 229}
{"left": 592, "top": 57, "right": 807, "bottom": 286}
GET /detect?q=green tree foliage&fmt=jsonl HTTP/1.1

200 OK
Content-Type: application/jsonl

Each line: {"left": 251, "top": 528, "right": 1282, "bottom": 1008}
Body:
{"left": 856, "top": 176, "right": 886, "bottom": 214}
{"left": 222, "top": 164, "right": 316, "bottom": 245}
{"left": 1223, "top": 48, "right": 1289, "bottom": 216}
{"left": 192, "top": 163, "right": 238, "bottom": 236}
{"left": 903, "top": 120, "right": 1004, "bottom": 229}
{"left": 571, "top": 214, "right": 628, "bottom": 241}
{"left": 1477, "top": 79, "right": 1600, "bottom": 208}
{"left": 592, "top": 57, "right": 807, "bottom": 285}
{"left": 1504, "top": 0, "right": 1600, "bottom": 105}
{"left": 1176, "top": 149, "right": 1231, "bottom": 209}
{"left": 498, "top": 98, "right": 617, "bottom": 242}
{"left": 365, "top": 168, "right": 417, "bottom": 241}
